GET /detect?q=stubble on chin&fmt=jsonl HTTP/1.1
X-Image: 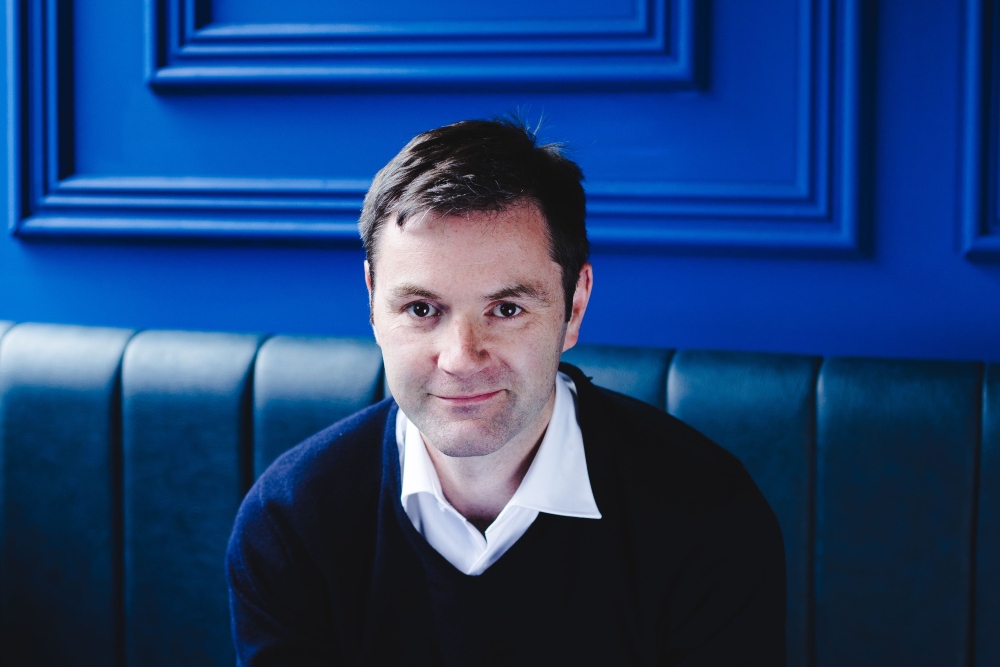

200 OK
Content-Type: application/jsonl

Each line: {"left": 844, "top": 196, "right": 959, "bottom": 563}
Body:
{"left": 407, "top": 394, "right": 523, "bottom": 458}
{"left": 393, "top": 357, "right": 560, "bottom": 459}
{"left": 415, "top": 378, "right": 560, "bottom": 459}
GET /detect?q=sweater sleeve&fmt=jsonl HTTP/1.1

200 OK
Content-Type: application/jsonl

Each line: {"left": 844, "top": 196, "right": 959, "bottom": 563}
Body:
{"left": 658, "top": 478, "right": 787, "bottom": 666}
{"left": 226, "top": 484, "right": 340, "bottom": 667}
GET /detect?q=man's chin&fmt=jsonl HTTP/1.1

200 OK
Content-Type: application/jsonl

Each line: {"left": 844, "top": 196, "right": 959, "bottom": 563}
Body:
{"left": 418, "top": 421, "right": 513, "bottom": 459}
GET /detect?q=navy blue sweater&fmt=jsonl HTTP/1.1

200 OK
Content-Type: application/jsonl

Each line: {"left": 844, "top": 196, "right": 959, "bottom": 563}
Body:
{"left": 227, "top": 365, "right": 786, "bottom": 665}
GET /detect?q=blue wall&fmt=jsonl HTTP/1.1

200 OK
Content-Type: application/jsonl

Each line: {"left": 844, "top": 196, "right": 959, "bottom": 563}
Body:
{"left": 1, "top": 0, "right": 998, "bottom": 361}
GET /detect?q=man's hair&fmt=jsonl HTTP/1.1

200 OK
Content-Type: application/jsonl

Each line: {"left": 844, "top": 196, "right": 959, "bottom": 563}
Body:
{"left": 359, "top": 118, "right": 589, "bottom": 320}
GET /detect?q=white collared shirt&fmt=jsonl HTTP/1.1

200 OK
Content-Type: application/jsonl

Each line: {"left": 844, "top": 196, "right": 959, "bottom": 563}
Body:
{"left": 396, "top": 372, "right": 602, "bottom": 576}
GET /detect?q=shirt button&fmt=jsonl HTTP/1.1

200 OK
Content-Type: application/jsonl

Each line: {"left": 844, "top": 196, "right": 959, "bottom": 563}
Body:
{"left": 437, "top": 503, "right": 446, "bottom": 512}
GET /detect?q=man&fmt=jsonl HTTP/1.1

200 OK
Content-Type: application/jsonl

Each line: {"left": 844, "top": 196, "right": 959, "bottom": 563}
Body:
{"left": 227, "top": 119, "right": 786, "bottom": 665}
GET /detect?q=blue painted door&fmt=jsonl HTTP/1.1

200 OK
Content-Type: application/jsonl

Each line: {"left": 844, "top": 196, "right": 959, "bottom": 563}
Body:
{"left": 1, "top": 0, "right": 998, "bottom": 360}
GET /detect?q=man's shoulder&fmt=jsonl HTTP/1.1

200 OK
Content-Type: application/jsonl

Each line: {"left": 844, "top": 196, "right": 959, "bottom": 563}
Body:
{"left": 579, "top": 378, "right": 783, "bottom": 583}
{"left": 244, "top": 399, "right": 393, "bottom": 525}
{"left": 599, "top": 386, "right": 744, "bottom": 469}
{"left": 579, "top": 380, "right": 785, "bottom": 659}
{"left": 575, "top": 373, "right": 762, "bottom": 515}
{"left": 226, "top": 400, "right": 394, "bottom": 638}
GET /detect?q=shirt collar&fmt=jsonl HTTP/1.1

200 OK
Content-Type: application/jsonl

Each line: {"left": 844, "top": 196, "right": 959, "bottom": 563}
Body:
{"left": 398, "top": 372, "right": 601, "bottom": 520}
{"left": 398, "top": 409, "right": 446, "bottom": 501}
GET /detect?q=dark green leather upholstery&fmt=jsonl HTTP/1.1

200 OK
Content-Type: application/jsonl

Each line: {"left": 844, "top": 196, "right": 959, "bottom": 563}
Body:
{"left": 561, "top": 344, "right": 673, "bottom": 409}
{"left": 121, "top": 330, "right": 261, "bottom": 667}
{"left": 978, "top": 363, "right": 999, "bottom": 667}
{"left": 253, "top": 336, "right": 383, "bottom": 478}
{"left": 666, "top": 350, "right": 819, "bottom": 667}
{"left": 0, "top": 323, "right": 996, "bottom": 667}
{"left": 814, "top": 359, "right": 981, "bottom": 667}
{"left": 0, "top": 323, "right": 133, "bottom": 666}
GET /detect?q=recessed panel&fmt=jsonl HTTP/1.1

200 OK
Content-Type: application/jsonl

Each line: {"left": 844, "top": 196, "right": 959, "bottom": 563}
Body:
{"left": 158, "top": 0, "right": 677, "bottom": 80}
{"left": 10, "top": 0, "right": 861, "bottom": 253}
{"left": 210, "top": 0, "right": 641, "bottom": 25}
{"left": 961, "top": 0, "right": 1000, "bottom": 258}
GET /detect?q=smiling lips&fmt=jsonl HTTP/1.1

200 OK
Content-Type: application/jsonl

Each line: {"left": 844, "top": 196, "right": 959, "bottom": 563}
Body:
{"left": 433, "top": 390, "right": 503, "bottom": 405}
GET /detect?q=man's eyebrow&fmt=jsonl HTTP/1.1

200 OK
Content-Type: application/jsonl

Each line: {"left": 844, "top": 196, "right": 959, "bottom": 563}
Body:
{"left": 486, "top": 283, "right": 551, "bottom": 303}
{"left": 389, "top": 284, "right": 440, "bottom": 301}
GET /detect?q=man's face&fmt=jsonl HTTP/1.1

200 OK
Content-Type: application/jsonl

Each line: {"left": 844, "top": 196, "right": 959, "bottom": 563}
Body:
{"left": 367, "top": 203, "right": 590, "bottom": 458}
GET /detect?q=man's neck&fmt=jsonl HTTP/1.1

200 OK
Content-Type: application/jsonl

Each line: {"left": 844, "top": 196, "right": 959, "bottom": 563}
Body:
{"left": 422, "top": 389, "right": 556, "bottom": 533}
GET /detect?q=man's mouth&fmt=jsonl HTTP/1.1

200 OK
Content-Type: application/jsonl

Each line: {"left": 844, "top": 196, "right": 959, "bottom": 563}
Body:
{"left": 432, "top": 390, "right": 503, "bottom": 405}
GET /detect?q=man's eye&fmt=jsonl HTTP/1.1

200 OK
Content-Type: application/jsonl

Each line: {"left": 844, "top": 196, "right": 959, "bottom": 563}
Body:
{"left": 406, "top": 302, "right": 439, "bottom": 318}
{"left": 491, "top": 303, "right": 522, "bottom": 318}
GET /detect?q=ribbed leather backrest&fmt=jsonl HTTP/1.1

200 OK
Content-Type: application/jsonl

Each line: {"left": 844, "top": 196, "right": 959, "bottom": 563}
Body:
{"left": 561, "top": 344, "right": 673, "bottom": 409}
{"left": 978, "top": 362, "right": 999, "bottom": 667}
{"left": 666, "top": 350, "right": 819, "bottom": 667}
{"left": 121, "top": 331, "right": 261, "bottom": 667}
{"left": 815, "top": 359, "right": 981, "bottom": 667}
{"left": 0, "top": 323, "right": 133, "bottom": 667}
{"left": 0, "top": 325, "right": 996, "bottom": 667}
{"left": 253, "top": 336, "right": 383, "bottom": 478}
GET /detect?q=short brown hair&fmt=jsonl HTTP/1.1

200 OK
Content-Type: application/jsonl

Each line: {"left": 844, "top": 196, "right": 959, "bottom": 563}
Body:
{"left": 359, "top": 118, "right": 589, "bottom": 320}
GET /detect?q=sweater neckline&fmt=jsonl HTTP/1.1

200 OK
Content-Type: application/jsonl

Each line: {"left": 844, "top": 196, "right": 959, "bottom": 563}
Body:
{"left": 381, "top": 403, "right": 562, "bottom": 581}
{"left": 379, "top": 364, "right": 613, "bottom": 581}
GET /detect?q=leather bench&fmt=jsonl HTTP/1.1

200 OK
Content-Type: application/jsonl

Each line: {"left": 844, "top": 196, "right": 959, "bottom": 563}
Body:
{"left": 0, "top": 322, "right": 995, "bottom": 666}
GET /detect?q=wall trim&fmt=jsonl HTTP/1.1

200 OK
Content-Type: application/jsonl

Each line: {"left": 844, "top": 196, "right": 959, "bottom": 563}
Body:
{"left": 8, "top": 0, "right": 864, "bottom": 254}
{"left": 961, "top": 0, "right": 1000, "bottom": 260}
{"left": 144, "top": 0, "right": 697, "bottom": 89}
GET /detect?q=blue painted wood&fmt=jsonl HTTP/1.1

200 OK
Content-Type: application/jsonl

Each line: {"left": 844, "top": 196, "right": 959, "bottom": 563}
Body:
{"left": 961, "top": 0, "right": 1000, "bottom": 260}
{"left": 0, "top": 323, "right": 133, "bottom": 667}
{"left": 121, "top": 330, "right": 261, "bottom": 667}
{"left": 0, "top": 0, "right": 998, "bottom": 365}
{"left": 145, "top": 0, "right": 694, "bottom": 88}
{"left": 208, "top": 0, "right": 650, "bottom": 28}
{"left": 8, "top": 0, "right": 865, "bottom": 255}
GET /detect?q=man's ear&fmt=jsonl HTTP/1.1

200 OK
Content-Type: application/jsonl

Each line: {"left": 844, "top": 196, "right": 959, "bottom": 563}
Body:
{"left": 562, "top": 262, "right": 593, "bottom": 353}
{"left": 364, "top": 260, "right": 379, "bottom": 345}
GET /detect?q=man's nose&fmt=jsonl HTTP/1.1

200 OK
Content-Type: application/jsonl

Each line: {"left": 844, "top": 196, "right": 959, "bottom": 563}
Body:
{"left": 436, "top": 316, "right": 489, "bottom": 378}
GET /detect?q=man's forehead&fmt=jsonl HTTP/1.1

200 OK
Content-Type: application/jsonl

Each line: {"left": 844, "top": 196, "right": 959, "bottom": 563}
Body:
{"left": 371, "top": 203, "right": 562, "bottom": 298}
